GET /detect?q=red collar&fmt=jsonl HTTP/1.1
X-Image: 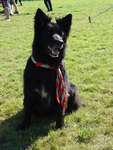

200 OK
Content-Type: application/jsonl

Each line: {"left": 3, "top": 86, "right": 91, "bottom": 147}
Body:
{"left": 31, "top": 56, "right": 68, "bottom": 109}
{"left": 31, "top": 56, "right": 54, "bottom": 69}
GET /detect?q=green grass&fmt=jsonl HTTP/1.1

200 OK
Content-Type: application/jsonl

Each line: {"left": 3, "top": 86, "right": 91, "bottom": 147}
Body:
{"left": 0, "top": 0, "right": 113, "bottom": 149}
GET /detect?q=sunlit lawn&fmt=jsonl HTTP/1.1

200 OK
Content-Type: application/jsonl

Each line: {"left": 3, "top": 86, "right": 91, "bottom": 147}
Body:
{"left": 0, "top": 0, "right": 113, "bottom": 149}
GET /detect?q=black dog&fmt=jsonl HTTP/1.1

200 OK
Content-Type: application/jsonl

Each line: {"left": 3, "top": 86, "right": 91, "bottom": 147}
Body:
{"left": 19, "top": 8, "right": 80, "bottom": 130}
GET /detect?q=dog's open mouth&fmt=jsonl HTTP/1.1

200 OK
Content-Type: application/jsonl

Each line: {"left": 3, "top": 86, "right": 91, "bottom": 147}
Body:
{"left": 48, "top": 46, "right": 60, "bottom": 58}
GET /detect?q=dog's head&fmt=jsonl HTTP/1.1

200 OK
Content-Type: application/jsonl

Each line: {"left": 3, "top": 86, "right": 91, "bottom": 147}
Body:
{"left": 32, "top": 9, "right": 72, "bottom": 66}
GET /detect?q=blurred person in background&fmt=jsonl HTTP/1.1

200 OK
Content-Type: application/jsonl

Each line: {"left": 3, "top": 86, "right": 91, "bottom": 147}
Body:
{"left": 1, "top": 0, "right": 10, "bottom": 20}
{"left": 10, "top": 0, "right": 19, "bottom": 15}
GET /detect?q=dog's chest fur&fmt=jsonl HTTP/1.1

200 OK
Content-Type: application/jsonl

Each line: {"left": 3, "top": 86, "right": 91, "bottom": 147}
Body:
{"left": 24, "top": 57, "right": 58, "bottom": 113}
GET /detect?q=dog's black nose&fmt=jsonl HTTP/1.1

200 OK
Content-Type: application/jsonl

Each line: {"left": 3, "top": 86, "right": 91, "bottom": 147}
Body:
{"left": 52, "top": 33, "right": 63, "bottom": 43}
{"left": 55, "top": 40, "right": 64, "bottom": 48}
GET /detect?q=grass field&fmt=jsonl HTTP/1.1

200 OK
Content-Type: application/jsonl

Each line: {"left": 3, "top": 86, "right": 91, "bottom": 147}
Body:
{"left": 0, "top": 0, "right": 113, "bottom": 149}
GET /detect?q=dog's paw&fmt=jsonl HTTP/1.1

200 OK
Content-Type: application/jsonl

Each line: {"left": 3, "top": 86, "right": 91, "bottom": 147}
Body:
{"left": 55, "top": 119, "right": 64, "bottom": 129}
{"left": 55, "top": 123, "right": 65, "bottom": 130}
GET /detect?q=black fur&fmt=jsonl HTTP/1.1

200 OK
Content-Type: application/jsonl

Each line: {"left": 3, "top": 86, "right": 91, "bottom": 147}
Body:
{"left": 19, "top": 9, "right": 80, "bottom": 130}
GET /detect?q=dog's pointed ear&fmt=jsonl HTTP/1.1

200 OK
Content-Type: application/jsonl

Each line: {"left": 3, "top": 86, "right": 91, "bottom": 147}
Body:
{"left": 56, "top": 14, "right": 72, "bottom": 37}
{"left": 35, "top": 8, "right": 51, "bottom": 28}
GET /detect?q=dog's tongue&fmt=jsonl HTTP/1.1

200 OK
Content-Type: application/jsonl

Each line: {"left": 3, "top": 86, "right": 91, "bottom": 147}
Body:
{"left": 48, "top": 46, "right": 60, "bottom": 58}
{"left": 51, "top": 50, "right": 59, "bottom": 57}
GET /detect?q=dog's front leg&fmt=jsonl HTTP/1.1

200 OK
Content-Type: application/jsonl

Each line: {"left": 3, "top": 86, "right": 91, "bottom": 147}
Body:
{"left": 55, "top": 109, "right": 65, "bottom": 129}
{"left": 56, "top": 115, "right": 64, "bottom": 129}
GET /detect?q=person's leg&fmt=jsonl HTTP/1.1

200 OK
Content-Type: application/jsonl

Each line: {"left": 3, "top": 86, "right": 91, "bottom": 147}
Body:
{"left": 47, "top": 0, "right": 52, "bottom": 11}
{"left": 13, "top": 0, "right": 19, "bottom": 14}
{"left": 44, "top": 0, "right": 50, "bottom": 11}
{"left": 19, "top": 0, "right": 22, "bottom": 6}
{"left": 1, "top": 0, "right": 5, "bottom": 8}
{"left": 4, "top": 6, "right": 10, "bottom": 20}
{"left": 15, "top": 0, "right": 22, "bottom": 6}
{"left": 9, "top": 3, "right": 14, "bottom": 15}
{"left": 0, "top": 0, "right": 5, "bottom": 14}
{"left": 4, "top": 0, "right": 10, "bottom": 20}
{"left": 44, "top": 0, "right": 53, "bottom": 11}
